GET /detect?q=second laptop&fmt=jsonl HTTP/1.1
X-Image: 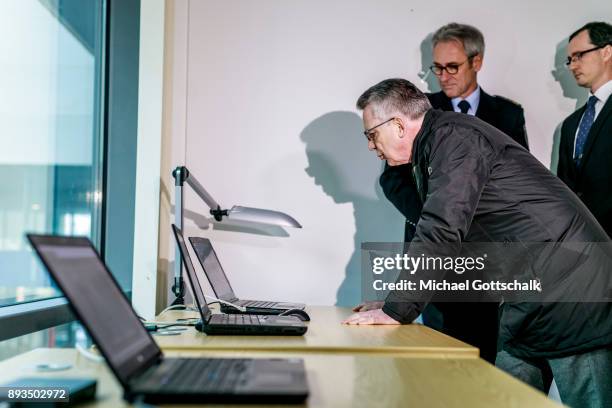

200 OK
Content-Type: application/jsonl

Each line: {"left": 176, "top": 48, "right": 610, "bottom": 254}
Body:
{"left": 189, "top": 236, "right": 306, "bottom": 315}
{"left": 173, "top": 225, "right": 307, "bottom": 335}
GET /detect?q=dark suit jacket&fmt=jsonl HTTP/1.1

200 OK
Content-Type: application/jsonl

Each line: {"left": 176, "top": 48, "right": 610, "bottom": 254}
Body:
{"left": 427, "top": 89, "right": 529, "bottom": 149}
{"left": 557, "top": 95, "right": 612, "bottom": 238}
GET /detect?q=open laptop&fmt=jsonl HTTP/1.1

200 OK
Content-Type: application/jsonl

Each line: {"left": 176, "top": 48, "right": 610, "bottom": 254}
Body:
{"left": 173, "top": 225, "right": 307, "bottom": 335}
{"left": 189, "top": 236, "right": 306, "bottom": 315}
{"left": 27, "top": 234, "right": 309, "bottom": 404}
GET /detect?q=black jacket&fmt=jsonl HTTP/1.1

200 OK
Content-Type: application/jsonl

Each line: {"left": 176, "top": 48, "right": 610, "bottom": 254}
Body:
{"left": 381, "top": 109, "right": 612, "bottom": 358}
{"left": 557, "top": 95, "right": 612, "bottom": 238}
{"left": 428, "top": 89, "right": 529, "bottom": 149}
{"left": 390, "top": 90, "right": 529, "bottom": 242}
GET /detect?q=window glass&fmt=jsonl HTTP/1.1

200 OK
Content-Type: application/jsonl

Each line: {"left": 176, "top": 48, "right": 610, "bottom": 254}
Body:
{"left": 0, "top": 0, "right": 105, "bottom": 307}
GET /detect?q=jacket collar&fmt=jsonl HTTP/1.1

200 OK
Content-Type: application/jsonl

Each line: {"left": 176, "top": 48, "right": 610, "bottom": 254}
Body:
{"left": 475, "top": 88, "right": 496, "bottom": 123}
{"left": 411, "top": 109, "right": 438, "bottom": 163}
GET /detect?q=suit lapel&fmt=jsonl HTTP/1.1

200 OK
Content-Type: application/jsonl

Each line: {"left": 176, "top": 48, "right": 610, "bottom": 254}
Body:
{"left": 435, "top": 92, "right": 454, "bottom": 111}
{"left": 563, "top": 108, "right": 583, "bottom": 180}
{"left": 579, "top": 97, "right": 612, "bottom": 171}
{"left": 475, "top": 89, "right": 497, "bottom": 124}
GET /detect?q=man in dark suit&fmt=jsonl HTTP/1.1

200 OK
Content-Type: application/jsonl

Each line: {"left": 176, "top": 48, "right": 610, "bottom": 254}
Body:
{"left": 373, "top": 23, "right": 529, "bottom": 364}
{"left": 427, "top": 23, "right": 529, "bottom": 149}
{"left": 557, "top": 21, "right": 612, "bottom": 238}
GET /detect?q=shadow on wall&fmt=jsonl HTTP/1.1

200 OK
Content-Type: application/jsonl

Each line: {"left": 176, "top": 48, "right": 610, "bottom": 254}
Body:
{"left": 550, "top": 38, "right": 589, "bottom": 173}
{"left": 418, "top": 33, "right": 440, "bottom": 93}
{"left": 300, "top": 111, "right": 402, "bottom": 306}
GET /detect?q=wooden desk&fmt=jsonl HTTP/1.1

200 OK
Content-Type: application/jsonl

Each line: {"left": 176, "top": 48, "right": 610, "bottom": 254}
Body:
{"left": 153, "top": 306, "right": 478, "bottom": 358}
{"left": 0, "top": 348, "right": 563, "bottom": 407}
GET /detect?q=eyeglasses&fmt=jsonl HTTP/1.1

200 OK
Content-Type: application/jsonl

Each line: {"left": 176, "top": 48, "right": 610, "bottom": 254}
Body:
{"left": 565, "top": 44, "right": 610, "bottom": 66}
{"left": 430, "top": 56, "right": 474, "bottom": 76}
{"left": 363, "top": 117, "right": 395, "bottom": 142}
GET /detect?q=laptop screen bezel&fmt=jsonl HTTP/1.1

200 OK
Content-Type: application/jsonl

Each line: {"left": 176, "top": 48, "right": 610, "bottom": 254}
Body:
{"left": 26, "top": 234, "right": 162, "bottom": 390}
{"left": 188, "top": 237, "right": 238, "bottom": 302}
{"left": 172, "top": 225, "right": 213, "bottom": 322}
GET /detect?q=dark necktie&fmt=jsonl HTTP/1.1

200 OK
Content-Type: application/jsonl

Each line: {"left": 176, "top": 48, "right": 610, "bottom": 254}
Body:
{"left": 458, "top": 100, "right": 471, "bottom": 114}
{"left": 574, "top": 95, "right": 598, "bottom": 166}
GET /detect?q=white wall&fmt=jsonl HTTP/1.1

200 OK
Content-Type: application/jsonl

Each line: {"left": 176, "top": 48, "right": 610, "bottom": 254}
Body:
{"left": 161, "top": 0, "right": 612, "bottom": 307}
{"left": 133, "top": 0, "right": 166, "bottom": 319}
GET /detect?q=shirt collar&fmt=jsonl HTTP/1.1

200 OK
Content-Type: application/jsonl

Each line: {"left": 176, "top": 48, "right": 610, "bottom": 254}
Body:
{"left": 451, "top": 86, "right": 481, "bottom": 115}
{"left": 591, "top": 79, "right": 612, "bottom": 105}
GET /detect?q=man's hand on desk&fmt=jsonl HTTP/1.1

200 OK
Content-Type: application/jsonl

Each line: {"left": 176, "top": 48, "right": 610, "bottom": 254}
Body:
{"left": 352, "top": 301, "right": 385, "bottom": 312}
{"left": 342, "top": 308, "right": 400, "bottom": 325}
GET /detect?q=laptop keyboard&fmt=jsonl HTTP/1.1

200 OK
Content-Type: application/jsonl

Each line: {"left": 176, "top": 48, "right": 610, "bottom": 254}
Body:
{"left": 241, "top": 300, "right": 277, "bottom": 308}
{"left": 216, "top": 313, "right": 268, "bottom": 325}
{"left": 139, "top": 358, "right": 250, "bottom": 393}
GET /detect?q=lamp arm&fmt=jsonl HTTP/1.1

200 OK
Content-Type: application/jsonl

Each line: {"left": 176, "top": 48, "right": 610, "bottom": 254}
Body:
{"left": 184, "top": 172, "right": 221, "bottom": 212}
{"left": 173, "top": 166, "right": 230, "bottom": 222}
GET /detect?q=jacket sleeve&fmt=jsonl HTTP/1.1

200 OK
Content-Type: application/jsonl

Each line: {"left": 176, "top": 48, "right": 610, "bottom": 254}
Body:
{"left": 382, "top": 125, "right": 494, "bottom": 323}
{"left": 379, "top": 163, "right": 423, "bottom": 241}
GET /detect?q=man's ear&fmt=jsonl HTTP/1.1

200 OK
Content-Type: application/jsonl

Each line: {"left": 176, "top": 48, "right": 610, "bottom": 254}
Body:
{"left": 602, "top": 44, "right": 612, "bottom": 63}
{"left": 395, "top": 118, "right": 405, "bottom": 138}
{"left": 472, "top": 54, "right": 483, "bottom": 72}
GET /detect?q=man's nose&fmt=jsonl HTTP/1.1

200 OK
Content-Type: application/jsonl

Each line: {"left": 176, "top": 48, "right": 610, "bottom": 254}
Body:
{"left": 367, "top": 140, "right": 376, "bottom": 151}
{"left": 568, "top": 61, "right": 579, "bottom": 72}
{"left": 439, "top": 70, "right": 451, "bottom": 82}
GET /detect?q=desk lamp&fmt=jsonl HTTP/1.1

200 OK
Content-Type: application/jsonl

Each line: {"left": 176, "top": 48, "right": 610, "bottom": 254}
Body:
{"left": 171, "top": 166, "right": 301, "bottom": 305}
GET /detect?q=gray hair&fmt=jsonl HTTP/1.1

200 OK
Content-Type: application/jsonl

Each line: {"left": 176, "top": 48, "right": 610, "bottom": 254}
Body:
{"left": 356, "top": 78, "right": 431, "bottom": 120}
{"left": 432, "top": 23, "right": 485, "bottom": 58}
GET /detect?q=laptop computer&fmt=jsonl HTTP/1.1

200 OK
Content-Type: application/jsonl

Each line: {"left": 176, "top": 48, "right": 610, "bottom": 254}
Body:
{"left": 172, "top": 225, "right": 307, "bottom": 335}
{"left": 27, "top": 233, "right": 309, "bottom": 404}
{"left": 189, "top": 236, "right": 306, "bottom": 315}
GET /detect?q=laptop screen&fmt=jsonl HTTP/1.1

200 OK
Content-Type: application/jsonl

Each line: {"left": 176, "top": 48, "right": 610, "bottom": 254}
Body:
{"left": 27, "top": 235, "right": 161, "bottom": 387}
{"left": 172, "top": 225, "right": 212, "bottom": 322}
{"left": 188, "top": 237, "right": 236, "bottom": 301}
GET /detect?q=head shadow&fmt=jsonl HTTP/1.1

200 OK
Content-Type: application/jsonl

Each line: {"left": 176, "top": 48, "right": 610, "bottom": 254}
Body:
{"left": 300, "top": 111, "right": 403, "bottom": 306}
{"left": 417, "top": 33, "right": 440, "bottom": 93}
{"left": 549, "top": 38, "right": 589, "bottom": 172}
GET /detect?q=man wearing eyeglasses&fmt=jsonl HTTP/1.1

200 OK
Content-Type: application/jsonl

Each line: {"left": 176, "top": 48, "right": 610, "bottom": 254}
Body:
{"left": 370, "top": 23, "right": 528, "bottom": 365}
{"left": 426, "top": 23, "right": 529, "bottom": 149}
{"left": 557, "top": 21, "right": 612, "bottom": 239}
{"left": 345, "top": 78, "right": 612, "bottom": 406}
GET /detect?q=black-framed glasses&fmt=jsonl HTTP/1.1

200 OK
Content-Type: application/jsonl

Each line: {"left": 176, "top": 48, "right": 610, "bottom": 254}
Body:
{"left": 363, "top": 117, "right": 395, "bottom": 142}
{"left": 565, "top": 44, "right": 610, "bottom": 66}
{"left": 430, "top": 56, "right": 473, "bottom": 76}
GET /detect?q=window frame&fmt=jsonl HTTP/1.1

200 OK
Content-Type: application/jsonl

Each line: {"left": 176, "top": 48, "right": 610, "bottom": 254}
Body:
{"left": 0, "top": 0, "right": 141, "bottom": 342}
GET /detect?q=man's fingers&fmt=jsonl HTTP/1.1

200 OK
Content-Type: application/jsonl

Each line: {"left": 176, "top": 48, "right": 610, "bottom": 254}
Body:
{"left": 342, "top": 309, "right": 400, "bottom": 325}
{"left": 342, "top": 312, "right": 375, "bottom": 325}
{"left": 342, "top": 312, "right": 366, "bottom": 324}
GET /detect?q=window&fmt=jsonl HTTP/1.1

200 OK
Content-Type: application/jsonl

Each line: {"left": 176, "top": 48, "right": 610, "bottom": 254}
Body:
{"left": 0, "top": 0, "right": 106, "bottom": 308}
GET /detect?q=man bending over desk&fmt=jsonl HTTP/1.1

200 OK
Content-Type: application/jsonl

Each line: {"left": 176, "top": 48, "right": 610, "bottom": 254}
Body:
{"left": 342, "top": 78, "right": 612, "bottom": 407}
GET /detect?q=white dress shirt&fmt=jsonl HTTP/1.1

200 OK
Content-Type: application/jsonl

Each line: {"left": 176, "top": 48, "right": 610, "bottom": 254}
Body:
{"left": 451, "top": 86, "right": 481, "bottom": 116}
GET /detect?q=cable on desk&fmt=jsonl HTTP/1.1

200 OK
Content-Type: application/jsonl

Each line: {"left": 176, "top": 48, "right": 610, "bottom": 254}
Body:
{"left": 160, "top": 304, "right": 198, "bottom": 314}
{"left": 204, "top": 295, "right": 247, "bottom": 312}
